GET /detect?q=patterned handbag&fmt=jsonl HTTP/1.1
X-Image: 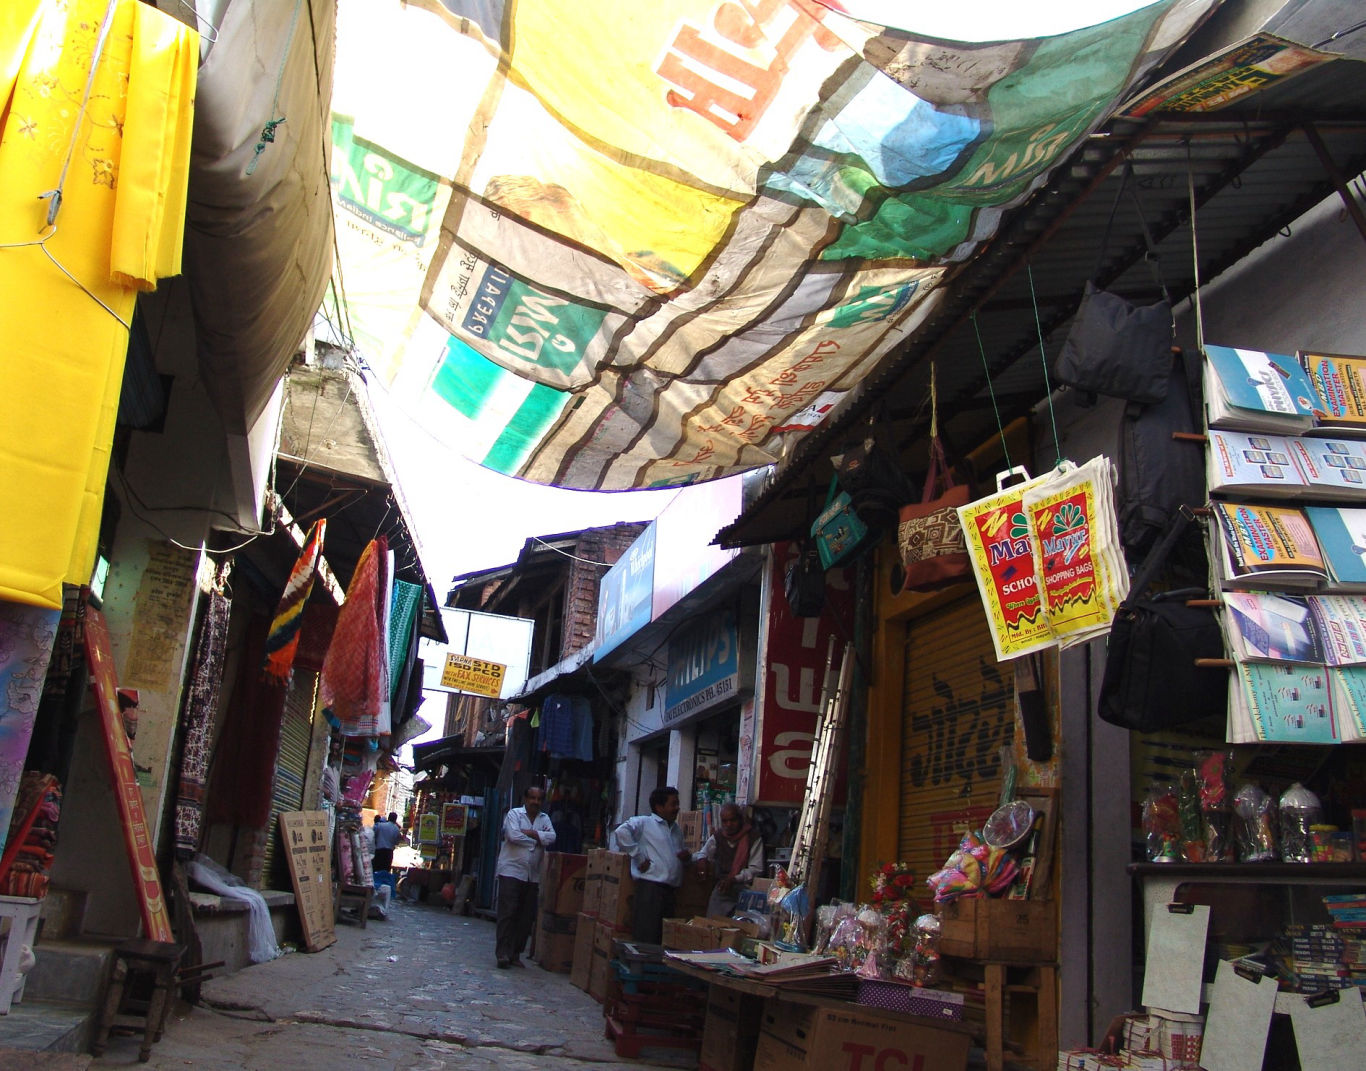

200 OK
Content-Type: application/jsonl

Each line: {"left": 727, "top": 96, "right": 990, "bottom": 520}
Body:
{"left": 896, "top": 436, "right": 971, "bottom": 593}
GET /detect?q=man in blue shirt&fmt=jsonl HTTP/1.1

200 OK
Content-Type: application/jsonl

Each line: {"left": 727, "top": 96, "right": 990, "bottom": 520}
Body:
{"left": 494, "top": 785, "right": 556, "bottom": 968}
{"left": 612, "top": 786, "right": 691, "bottom": 944}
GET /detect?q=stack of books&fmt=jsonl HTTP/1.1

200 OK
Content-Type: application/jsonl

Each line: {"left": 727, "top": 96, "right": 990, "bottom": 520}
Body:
{"left": 1201, "top": 345, "right": 1366, "bottom": 743}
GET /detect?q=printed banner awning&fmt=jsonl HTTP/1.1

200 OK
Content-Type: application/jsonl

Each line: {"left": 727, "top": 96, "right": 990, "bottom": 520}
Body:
{"left": 332, "top": 0, "right": 1215, "bottom": 491}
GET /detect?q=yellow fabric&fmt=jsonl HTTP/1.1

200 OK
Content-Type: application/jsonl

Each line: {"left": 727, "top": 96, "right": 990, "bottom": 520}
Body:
{"left": 0, "top": 0, "right": 198, "bottom": 610}
{"left": 110, "top": 0, "right": 197, "bottom": 288}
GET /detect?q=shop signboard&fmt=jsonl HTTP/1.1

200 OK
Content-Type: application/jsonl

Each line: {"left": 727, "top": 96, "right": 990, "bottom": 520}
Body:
{"left": 439, "top": 652, "right": 505, "bottom": 697}
{"left": 421, "top": 607, "right": 532, "bottom": 697}
{"left": 84, "top": 607, "right": 175, "bottom": 943}
{"left": 754, "top": 543, "right": 852, "bottom": 805}
{"left": 278, "top": 810, "right": 337, "bottom": 952}
{"left": 664, "top": 607, "right": 739, "bottom": 725}
{"left": 651, "top": 476, "right": 742, "bottom": 619}
{"left": 418, "top": 812, "right": 441, "bottom": 844}
{"left": 595, "top": 522, "right": 656, "bottom": 658}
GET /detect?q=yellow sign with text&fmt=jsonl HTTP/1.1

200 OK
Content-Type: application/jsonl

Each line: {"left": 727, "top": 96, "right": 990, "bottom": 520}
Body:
{"left": 440, "top": 652, "right": 506, "bottom": 697}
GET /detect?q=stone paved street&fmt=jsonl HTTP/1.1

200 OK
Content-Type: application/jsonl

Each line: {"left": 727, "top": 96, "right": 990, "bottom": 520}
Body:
{"left": 86, "top": 899, "right": 695, "bottom": 1070}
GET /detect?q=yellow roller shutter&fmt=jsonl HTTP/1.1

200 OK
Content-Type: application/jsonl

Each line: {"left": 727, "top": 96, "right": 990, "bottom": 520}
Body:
{"left": 897, "top": 596, "right": 1016, "bottom": 885}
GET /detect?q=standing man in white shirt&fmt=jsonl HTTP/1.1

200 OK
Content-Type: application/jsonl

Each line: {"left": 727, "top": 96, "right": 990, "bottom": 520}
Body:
{"left": 612, "top": 786, "right": 691, "bottom": 944}
{"left": 494, "top": 785, "right": 556, "bottom": 968}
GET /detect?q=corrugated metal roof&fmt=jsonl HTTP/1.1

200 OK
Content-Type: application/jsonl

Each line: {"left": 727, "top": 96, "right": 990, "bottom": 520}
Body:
{"left": 718, "top": 46, "right": 1366, "bottom": 548}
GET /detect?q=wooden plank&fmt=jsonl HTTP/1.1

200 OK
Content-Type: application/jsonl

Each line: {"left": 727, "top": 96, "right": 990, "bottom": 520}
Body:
{"left": 278, "top": 811, "right": 337, "bottom": 951}
{"left": 84, "top": 608, "right": 175, "bottom": 943}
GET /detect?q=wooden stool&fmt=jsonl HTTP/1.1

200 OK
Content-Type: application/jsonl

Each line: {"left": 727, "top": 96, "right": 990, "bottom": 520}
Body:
{"left": 334, "top": 883, "right": 372, "bottom": 928}
{"left": 91, "top": 938, "right": 185, "bottom": 1062}
{"left": 0, "top": 894, "right": 43, "bottom": 1013}
{"left": 983, "top": 962, "right": 1058, "bottom": 1071}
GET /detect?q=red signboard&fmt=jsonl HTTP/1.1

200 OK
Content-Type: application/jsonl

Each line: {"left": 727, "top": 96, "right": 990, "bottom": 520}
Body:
{"left": 754, "top": 543, "right": 853, "bottom": 805}
{"left": 85, "top": 607, "right": 175, "bottom": 943}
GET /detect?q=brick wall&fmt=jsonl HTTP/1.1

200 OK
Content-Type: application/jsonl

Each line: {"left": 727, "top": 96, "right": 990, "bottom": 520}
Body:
{"left": 560, "top": 523, "right": 646, "bottom": 658}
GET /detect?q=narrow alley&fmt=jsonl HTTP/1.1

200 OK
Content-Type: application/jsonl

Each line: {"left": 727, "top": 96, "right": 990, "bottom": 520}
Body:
{"left": 78, "top": 899, "right": 690, "bottom": 1071}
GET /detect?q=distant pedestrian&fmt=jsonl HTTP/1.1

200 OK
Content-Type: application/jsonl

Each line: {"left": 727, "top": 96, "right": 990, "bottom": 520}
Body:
{"left": 693, "top": 802, "right": 764, "bottom": 917}
{"left": 372, "top": 811, "right": 404, "bottom": 873}
{"left": 612, "top": 786, "right": 691, "bottom": 944}
{"left": 494, "top": 786, "right": 555, "bottom": 968}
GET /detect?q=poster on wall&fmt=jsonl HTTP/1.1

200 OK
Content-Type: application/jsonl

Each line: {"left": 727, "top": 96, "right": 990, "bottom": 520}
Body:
{"left": 418, "top": 812, "right": 441, "bottom": 844}
{"left": 442, "top": 802, "right": 469, "bottom": 836}
{"left": 85, "top": 607, "right": 175, "bottom": 944}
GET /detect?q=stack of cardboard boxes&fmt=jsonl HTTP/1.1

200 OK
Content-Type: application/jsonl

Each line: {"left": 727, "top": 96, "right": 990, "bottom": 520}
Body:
{"left": 533, "top": 852, "right": 587, "bottom": 973}
{"left": 571, "top": 848, "right": 635, "bottom": 1001}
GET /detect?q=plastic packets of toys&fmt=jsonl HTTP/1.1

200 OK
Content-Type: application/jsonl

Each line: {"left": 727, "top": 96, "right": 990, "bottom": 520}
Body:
{"left": 1233, "top": 782, "right": 1278, "bottom": 862}
{"left": 1141, "top": 778, "right": 1181, "bottom": 862}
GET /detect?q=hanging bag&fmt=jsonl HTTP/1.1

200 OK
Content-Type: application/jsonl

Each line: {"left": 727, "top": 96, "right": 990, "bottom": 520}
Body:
{"left": 1097, "top": 507, "right": 1227, "bottom": 732}
{"left": 897, "top": 437, "right": 971, "bottom": 593}
{"left": 811, "top": 475, "right": 870, "bottom": 570}
{"left": 1055, "top": 159, "right": 1174, "bottom": 405}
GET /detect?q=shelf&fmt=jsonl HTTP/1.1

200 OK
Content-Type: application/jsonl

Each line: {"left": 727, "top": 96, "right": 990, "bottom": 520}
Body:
{"left": 1128, "top": 863, "right": 1366, "bottom": 881}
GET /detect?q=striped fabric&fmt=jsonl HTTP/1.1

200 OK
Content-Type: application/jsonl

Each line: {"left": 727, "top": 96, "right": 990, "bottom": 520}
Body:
{"left": 262, "top": 519, "right": 326, "bottom": 684}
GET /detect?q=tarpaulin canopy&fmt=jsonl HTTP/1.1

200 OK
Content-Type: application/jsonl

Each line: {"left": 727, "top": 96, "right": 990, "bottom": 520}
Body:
{"left": 331, "top": 0, "right": 1217, "bottom": 491}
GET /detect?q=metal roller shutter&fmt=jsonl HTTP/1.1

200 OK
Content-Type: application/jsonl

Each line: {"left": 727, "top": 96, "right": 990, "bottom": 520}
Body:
{"left": 263, "top": 670, "right": 318, "bottom": 887}
{"left": 897, "top": 597, "right": 1016, "bottom": 885}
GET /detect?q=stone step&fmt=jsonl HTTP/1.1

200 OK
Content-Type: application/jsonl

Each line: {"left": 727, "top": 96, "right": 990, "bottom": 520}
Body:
{"left": 0, "top": 1000, "right": 95, "bottom": 1054}
{"left": 22, "top": 938, "right": 115, "bottom": 1007}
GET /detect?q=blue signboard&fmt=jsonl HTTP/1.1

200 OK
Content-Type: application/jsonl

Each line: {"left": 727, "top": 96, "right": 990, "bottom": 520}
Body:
{"left": 595, "top": 523, "right": 656, "bottom": 658}
{"left": 664, "top": 607, "right": 739, "bottom": 724}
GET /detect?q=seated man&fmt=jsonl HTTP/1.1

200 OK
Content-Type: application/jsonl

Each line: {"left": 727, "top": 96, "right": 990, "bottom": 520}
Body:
{"left": 693, "top": 802, "right": 764, "bottom": 918}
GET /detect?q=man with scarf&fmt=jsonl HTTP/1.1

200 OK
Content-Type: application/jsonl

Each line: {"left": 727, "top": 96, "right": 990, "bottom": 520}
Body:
{"left": 692, "top": 802, "right": 765, "bottom": 918}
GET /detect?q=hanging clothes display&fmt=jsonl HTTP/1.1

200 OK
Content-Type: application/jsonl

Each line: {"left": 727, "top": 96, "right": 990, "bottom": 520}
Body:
{"left": 320, "top": 536, "right": 388, "bottom": 738}
{"left": 174, "top": 588, "right": 232, "bottom": 858}
{"left": 0, "top": 599, "right": 60, "bottom": 855}
{"left": 0, "top": 0, "right": 197, "bottom": 610}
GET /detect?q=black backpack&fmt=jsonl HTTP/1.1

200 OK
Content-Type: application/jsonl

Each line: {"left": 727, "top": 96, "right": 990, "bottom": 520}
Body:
{"left": 1117, "top": 346, "right": 1206, "bottom": 561}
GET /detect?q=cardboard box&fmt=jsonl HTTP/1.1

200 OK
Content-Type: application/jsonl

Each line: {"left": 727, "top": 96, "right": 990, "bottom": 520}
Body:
{"left": 674, "top": 863, "right": 712, "bottom": 917}
{"left": 594, "top": 850, "right": 635, "bottom": 928}
{"left": 540, "top": 852, "right": 588, "bottom": 916}
{"left": 534, "top": 927, "right": 576, "bottom": 972}
{"left": 588, "top": 917, "right": 626, "bottom": 1003}
{"left": 662, "top": 916, "right": 744, "bottom": 952}
{"left": 753, "top": 998, "right": 970, "bottom": 1071}
{"left": 581, "top": 850, "right": 603, "bottom": 917}
{"left": 937, "top": 897, "right": 1057, "bottom": 961}
{"left": 700, "top": 986, "right": 763, "bottom": 1071}
{"left": 570, "top": 912, "right": 595, "bottom": 991}
{"left": 679, "top": 810, "right": 704, "bottom": 851}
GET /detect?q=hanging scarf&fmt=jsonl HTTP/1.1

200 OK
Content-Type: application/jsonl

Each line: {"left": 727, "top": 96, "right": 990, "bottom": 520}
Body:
{"left": 320, "top": 536, "right": 387, "bottom": 737}
{"left": 262, "top": 519, "right": 325, "bottom": 684}
{"left": 718, "top": 821, "right": 754, "bottom": 884}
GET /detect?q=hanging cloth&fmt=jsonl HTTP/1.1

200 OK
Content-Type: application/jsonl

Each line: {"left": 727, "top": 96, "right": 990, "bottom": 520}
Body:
{"left": 0, "top": 0, "right": 197, "bottom": 610}
{"left": 320, "top": 536, "right": 387, "bottom": 737}
{"left": 174, "top": 589, "right": 232, "bottom": 858}
{"left": 261, "top": 519, "right": 325, "bottom": 684}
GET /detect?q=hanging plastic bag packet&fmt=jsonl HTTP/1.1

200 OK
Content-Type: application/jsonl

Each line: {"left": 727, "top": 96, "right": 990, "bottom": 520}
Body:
{"left": 1021, "top": 456, "right": 1130, "bottom": 648}
{"left": 957, "top": 467, "right": 1054, "bottom": 661}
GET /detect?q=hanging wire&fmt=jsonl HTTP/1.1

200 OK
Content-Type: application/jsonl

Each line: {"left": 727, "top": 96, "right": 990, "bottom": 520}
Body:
{"left": 928, "top": 362, "right": 938, "bottom": 442}
{"left": 1, "top": 0, "right": 130, "bottom": 328}
{"left": 1025, "top": 262, "right": 1064, "bottom": 467}
{"left": 1187, "top": 141, "right": 1205, "bottom": 355}
{"left": 245, "top": 0, "right": 304, "bottom": 177}
{"left": 971, "top": 312, "right": 1014, "bottom": 472}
